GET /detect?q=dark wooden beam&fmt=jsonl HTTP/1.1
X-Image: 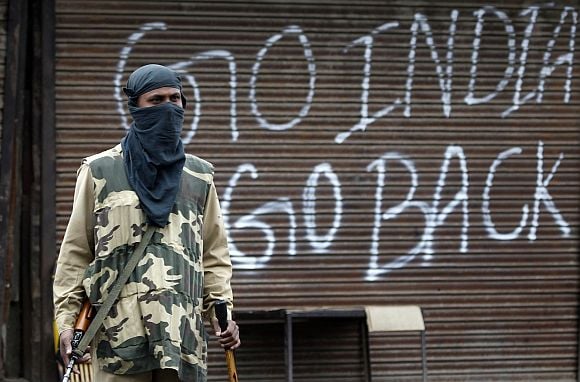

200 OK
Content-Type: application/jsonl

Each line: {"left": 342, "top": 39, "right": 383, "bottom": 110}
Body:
{"left": 38, "top": 0, "right": 57, "bottom": 378}
{"left": 22, "top": 0, "right": 57, "bottom": 379}
{"left": 0, "top": 0, "right": 56, "bottom": 379}
{"left": 0, "top": 0, "right": 28, "bottom": 377}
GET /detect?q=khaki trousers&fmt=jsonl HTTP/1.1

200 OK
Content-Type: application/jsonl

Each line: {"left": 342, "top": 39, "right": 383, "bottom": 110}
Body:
{"left": 92, "top": 366, "right": 179, "bottom": 382}
{"left": 90, "top": 343, "right": 180, "bottom": 381}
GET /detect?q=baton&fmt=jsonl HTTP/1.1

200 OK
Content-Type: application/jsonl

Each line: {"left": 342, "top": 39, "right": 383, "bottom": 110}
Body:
{"left": 215, "top": 300, "right": 239, "bottom": 382}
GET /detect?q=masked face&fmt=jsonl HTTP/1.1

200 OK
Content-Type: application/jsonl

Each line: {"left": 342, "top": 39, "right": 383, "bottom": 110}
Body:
{"left": 128, "top": 102, "right": 185, "bottom": 159}
{"left": 126, "top": 86, "right": 184, "bottom": 153}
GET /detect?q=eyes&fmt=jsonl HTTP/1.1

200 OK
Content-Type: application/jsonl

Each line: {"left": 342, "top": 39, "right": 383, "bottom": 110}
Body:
{"left": 137, "top": 88, "right": 184, "bottom": 108}
{"left": 146, "top": 93, "right": 181, "bottom": 105}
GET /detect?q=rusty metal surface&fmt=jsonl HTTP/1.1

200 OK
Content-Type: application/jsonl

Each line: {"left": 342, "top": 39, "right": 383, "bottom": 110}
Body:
{"left": 55, "top": 0, "right": 580, "bottom": 380}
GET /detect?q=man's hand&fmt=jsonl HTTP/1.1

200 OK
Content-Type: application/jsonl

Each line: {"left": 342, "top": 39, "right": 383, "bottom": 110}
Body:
{"left": 212, "top": 318, "right": 241, "bottom": 350}
{"left": 59, "top": 329, "right": 75, "bottom": 366}
{"left": 59, "top": 329, "right": 91, "bottom": 374}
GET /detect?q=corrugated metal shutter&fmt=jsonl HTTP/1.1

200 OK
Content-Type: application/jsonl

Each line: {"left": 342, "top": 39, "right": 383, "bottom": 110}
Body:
{"left": 55, "top": 1, "right": 579, "bottom": 380}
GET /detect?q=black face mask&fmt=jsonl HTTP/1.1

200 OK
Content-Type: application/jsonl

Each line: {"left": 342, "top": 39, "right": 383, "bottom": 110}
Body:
{"left": 122, "top": 102, "right": 186, "bottom": 227}
{"left": 129, "top": 102, "right": 185, "bottom": 163}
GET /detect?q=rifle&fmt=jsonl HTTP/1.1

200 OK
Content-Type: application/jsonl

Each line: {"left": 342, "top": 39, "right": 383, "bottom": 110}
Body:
{"left": 215, "top": 300, "right": 239, "bottom": 382}
{"left": 62, "top": 299, "right": 94, "bottom": 382}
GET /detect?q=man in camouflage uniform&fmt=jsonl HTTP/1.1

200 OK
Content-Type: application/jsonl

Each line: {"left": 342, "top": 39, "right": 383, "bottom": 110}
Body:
{"left": 54, "top": 64, "right": 240, "bottom": 381}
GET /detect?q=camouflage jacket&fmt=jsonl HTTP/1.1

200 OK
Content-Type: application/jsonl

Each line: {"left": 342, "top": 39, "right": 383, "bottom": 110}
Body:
{"left": 53, "top": 145, "right": 234, "bottom": 381}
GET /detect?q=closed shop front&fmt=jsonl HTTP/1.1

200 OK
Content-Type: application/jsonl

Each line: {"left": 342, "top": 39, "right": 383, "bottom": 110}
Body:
{"left": 55, "top": 1, "right": 579, "bottom": 380}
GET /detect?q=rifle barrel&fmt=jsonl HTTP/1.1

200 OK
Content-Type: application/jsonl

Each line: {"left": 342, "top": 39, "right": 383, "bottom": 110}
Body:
{"left": 61, "top": 358, "right": 75, "bottom": 382}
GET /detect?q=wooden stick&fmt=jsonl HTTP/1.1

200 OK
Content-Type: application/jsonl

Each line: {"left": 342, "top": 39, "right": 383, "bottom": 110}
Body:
{"left": 215, "top": 301, "right": 239, "bottom": 382}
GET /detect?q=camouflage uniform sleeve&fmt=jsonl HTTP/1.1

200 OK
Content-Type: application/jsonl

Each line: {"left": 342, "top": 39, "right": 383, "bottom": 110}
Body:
{"left": 53, "top": 163, "right": 96, "bottom": 334}
{"left": 202, "top": 181, "right": 234, "bottom": 321}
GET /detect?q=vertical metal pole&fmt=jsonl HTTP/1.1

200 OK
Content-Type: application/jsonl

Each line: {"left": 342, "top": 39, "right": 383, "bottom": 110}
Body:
{"left": 421, "top": 331, "right": 428, "bottom": 382}
{"left": 360, "top": 318, "right": 371, "bottom": 382}
{"left": 285, "top": 312, "right": 293, "bottom": 382}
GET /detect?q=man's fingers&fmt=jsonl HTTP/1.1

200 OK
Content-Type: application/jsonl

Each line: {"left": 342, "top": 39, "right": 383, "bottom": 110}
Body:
{"left": 222, "top": 338, "right": 241, "bottom": 349}
{"left": 79, "top": 351, "right": 92, "bottom": 363}
{"left": 219, "top": 320, "right": 240, "bottom": 350}
{"left": 59, "top": 329, "right": 74, "bottom": 367}
{"left": 220, "top": 337, "right": 241, "bottom": 350}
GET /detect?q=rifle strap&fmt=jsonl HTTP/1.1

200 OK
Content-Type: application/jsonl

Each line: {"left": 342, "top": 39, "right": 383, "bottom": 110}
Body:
{"left": 71, "top": 227, "right": 155, "bottom": 359}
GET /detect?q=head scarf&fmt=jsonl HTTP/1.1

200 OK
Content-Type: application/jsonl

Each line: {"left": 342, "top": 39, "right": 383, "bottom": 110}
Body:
{"left": 121, "top": 64, "right": 187, "bottom": 227}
